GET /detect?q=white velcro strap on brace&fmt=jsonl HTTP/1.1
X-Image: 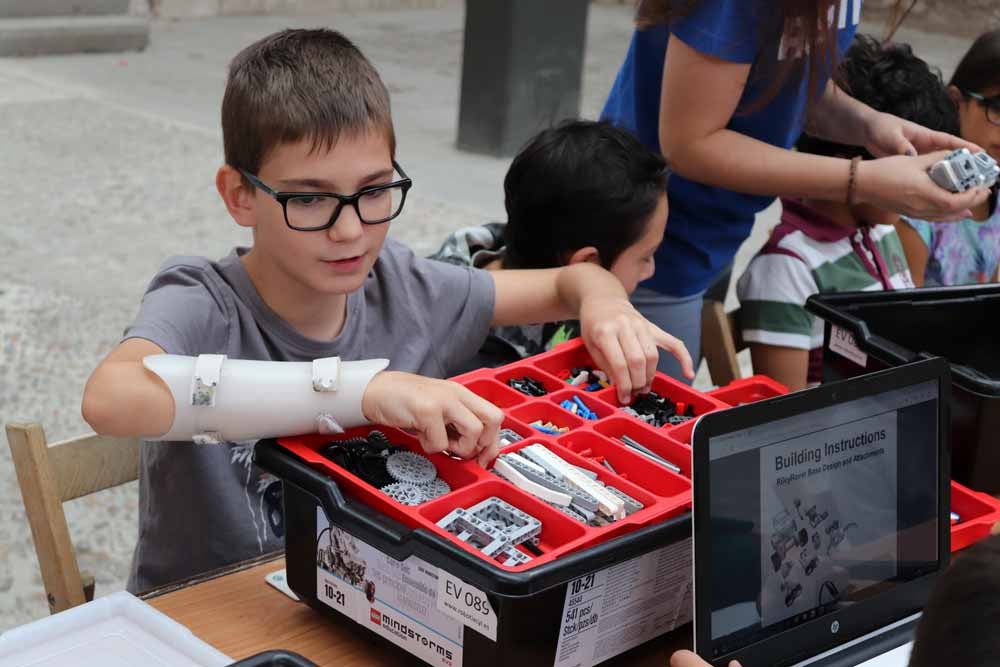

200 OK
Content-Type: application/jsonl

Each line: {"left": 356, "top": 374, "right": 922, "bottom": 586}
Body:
{"left": 312, "top": 357, "right": 342, "bottom": 392}
{"left": 192, "top": 354, "right": 226, "bottom": 407}
{"left": 143, "top": 354, "right": 389, "bottom": 443}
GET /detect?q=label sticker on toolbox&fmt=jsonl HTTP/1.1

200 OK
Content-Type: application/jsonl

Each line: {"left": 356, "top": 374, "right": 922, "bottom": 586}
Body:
{"left": 553, "top": 538, "right": 693, "bottom": 667}
{"left": 829, "top": 326, "right": 868, "bottom": 367}
{"left": 315, "top": 508, "right": 464, "bottom": 667}
{"left": 436, "top": 569, "right": 498, "bottom": 641}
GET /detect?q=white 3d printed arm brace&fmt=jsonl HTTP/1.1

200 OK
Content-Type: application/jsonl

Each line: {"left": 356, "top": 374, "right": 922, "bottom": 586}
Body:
{"left": 142, "top": 354, "right": 389, "bottom": 444}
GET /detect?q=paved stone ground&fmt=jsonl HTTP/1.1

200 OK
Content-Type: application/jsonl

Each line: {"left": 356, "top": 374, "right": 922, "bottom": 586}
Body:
{"left": 0, "top": 3, "right": 975, "bottom": 631}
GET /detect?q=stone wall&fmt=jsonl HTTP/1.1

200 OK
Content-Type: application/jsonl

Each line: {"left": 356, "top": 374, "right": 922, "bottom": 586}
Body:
{"left": 864, "top": 0, "right": 1000, "bottom": 39}
{"left": 150, "top": 0, "right": 451, "bottom": 18}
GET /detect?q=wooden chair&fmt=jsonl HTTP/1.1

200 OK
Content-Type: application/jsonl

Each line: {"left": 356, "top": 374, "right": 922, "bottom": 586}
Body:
{"left": 700, "top": 298, "right": 747, "bottom": 386}
{"left": 5, "top": 422, "right": 140, "bottom": 614}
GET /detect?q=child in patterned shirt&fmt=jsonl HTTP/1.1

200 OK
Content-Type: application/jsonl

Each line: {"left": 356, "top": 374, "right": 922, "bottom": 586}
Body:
{"left": 737, "top": 35, "right": 959, "bottom": 390}
{"left": 896, "top": 29, "right": 1000, "bottom": 287}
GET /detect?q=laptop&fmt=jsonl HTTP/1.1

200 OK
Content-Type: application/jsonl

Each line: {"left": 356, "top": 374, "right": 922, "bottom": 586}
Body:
{"left": 691, "top": 359, "right": 951, "bottom": 667}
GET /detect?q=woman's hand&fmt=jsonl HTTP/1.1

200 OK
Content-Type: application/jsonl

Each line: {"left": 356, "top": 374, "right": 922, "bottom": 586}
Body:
{"left": 863, "top": 110, "right": 981, "bottom": 158}
{"left": 856, "top": 152, "right": 991, "bottom": 222}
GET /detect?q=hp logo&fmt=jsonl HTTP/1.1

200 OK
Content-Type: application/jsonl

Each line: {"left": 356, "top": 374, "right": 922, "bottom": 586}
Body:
{"left": 830, "top": 621, "right": 841, "bottom": 634}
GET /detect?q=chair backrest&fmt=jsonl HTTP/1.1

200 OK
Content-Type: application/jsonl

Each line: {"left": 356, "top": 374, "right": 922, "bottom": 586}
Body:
{"left": 700, "top": 298, "right": 746, "bottom": 386}
{"left": 5, "top": 422, "right": 140, "bottom": 613}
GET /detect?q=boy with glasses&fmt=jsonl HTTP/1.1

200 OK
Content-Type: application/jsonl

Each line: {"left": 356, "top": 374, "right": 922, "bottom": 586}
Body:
{"left": 81, "top": 28, "right": 691, "bottom": 592}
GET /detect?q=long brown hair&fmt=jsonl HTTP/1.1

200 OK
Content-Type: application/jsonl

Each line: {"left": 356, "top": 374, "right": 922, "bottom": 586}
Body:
{"left": 636, "top": 0, "right": 906, "bottom": 112}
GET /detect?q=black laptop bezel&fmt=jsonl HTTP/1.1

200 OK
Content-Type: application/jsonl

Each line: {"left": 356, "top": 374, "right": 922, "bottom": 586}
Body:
{"left": 692, "top": 358, "right": 951, "bottom": 667}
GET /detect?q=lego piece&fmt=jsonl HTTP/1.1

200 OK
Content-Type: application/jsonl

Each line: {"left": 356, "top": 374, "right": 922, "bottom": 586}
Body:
{"left": 498, "top": 546, "right": 532, "bottom": 566}
{"left": 930, "top": 148, "right": 999, "bottom": 192}
{"left": 530, "top": 420, "right": 563, "bottom": 435}
{"left": 507, "top": 376, "right": 547, "bottom": 397}
{"left": 619, "top": 435, "right": 683, "bottom": 475}
{"left": 549, "top": 502, "right": 589, "bottom": 524}
{"left": 381, "top": 482, "right": 429, "bottom": 506}
{"left": 437, "top": 507, "right": 509, "bottom": 556}
{"left": 386, "top": 451, "right": 437, "bottom": 484}
{"left": 421, "top": 477, "right": 452, "bottom": 500}
{"left": 498, "top": 428, "right": 524, "bottom": 448}
{"left": 494, "top": 457, "right": 573, "bottom": 507}
{"left": 605, "top": 486, "right": 644, "bottom": 516}
{"left": 501, "top": 453, "right": 600, "bottom": 512}
{"left": 467, "top": 497, "right": 542, "bottom": 551}
{"left": 521, "top": 444, "right": 625, "bottom": 519}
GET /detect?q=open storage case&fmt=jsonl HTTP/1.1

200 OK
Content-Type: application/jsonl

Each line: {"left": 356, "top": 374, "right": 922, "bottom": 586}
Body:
{"left": 255, "top": 339, "right": 1000, "bottom": 667}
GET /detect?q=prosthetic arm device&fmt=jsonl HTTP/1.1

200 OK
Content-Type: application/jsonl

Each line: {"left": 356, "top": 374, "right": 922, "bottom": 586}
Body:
{"left": 143, "top": 354, "right": 389, "bottom": 443}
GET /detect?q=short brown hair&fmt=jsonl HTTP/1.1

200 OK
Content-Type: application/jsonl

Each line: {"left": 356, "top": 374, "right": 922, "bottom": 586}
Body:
{"left": 222, "top": 28, "right": 395, "bottom": 181}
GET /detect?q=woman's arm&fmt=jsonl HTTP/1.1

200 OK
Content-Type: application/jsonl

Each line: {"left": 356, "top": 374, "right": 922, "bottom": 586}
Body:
{"left": 806, "top": 80, "right": 981, "bottom": 158}
{"left": 658, "top": 35, "right": 989, "bottom": 221}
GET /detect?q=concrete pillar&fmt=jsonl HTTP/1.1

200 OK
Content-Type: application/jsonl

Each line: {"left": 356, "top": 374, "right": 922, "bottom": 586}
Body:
{"left": 457, "top": 0, "right": 590, "bottom": 157}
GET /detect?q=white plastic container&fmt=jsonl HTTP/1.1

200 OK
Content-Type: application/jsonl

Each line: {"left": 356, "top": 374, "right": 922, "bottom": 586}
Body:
{"left": 0, "top": 592, "right": 231, "bottom": 667}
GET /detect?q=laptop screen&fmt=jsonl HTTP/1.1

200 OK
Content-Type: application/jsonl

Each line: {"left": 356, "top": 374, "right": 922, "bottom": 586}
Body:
{"left": 697, "top": 371, "right": 944, "bottom": 665}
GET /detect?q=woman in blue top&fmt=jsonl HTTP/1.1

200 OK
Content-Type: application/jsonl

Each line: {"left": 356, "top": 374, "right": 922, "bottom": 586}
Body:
{"left": 603, "top": 0, "right": 989, "bottom": 381}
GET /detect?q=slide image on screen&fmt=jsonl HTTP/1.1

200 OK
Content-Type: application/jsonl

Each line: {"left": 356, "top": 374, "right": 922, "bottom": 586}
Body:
{"left": 759, "top": 412, "right": 898, "bottom": 627}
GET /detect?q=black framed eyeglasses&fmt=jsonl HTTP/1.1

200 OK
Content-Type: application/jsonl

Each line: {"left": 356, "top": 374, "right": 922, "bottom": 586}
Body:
{"left": 239, "top": 161, "right": 412, "bottom": 231}
{"left": 961, "top": 90, "right": 1000, "bottom": 127}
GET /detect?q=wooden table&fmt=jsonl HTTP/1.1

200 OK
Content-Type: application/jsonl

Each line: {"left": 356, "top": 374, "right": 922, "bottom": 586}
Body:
{"left": 145, "top": 552, "right": 690, "bottom": 666}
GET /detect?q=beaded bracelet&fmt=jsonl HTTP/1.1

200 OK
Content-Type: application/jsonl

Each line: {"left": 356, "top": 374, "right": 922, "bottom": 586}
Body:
{"left": 847, "top": 156, "right": 862, "bottom": 206}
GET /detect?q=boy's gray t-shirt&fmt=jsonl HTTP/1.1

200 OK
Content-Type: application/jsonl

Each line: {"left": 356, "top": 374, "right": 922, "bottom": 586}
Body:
{"left": 123, "top": 239, "right": 495, "bottom": 592}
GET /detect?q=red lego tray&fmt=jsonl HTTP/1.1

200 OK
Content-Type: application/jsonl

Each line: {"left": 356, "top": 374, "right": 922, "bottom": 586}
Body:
{"left": 275, "top": 339, "right": 1000, "bottom": 570}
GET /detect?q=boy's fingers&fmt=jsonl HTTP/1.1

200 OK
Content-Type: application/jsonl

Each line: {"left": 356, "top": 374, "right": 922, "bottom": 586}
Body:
{"left": 442, "top": 402, "right": 484, "bottom": 460}
{"left": 618, "top": 329, "right": 649, "bottom": 401}
{"left": 652, "top": 328, "right": 695, "bottom": 379}
{"left": 419, "top": 413, "right": 450, "bottom": 456}
{"left": 457, "top": 388, "right": 504, "bottom": 464}
{"left": 637, "top": 327, "right": 661, "bottom": 392}
{"left": 595, "top": 335, "right": 631, "bottom": 404}
{"left": 476, "top": 439, "right": 500, "bottom": 467}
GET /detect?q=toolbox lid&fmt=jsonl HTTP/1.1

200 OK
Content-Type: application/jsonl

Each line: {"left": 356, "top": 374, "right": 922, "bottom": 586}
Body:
{"left": 807, "top": 285, "right": 1000, "bottom": 396}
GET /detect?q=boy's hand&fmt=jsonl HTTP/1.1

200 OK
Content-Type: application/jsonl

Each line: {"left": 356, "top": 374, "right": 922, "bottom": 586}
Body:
{"left": 670, "top": 650, "right": 740, "bottom": 667}
{"left": 579, "top": 295, "right": 694, "bottom": 404}
{"left": 361, "top": 371, "right": 503, "bottom": 466}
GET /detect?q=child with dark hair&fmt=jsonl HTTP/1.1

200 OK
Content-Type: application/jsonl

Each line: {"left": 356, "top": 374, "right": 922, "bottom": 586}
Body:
{"left": 908, "top": 532, "right": 1000, "bottom": 667}
{"left": 737, "top": 34, "right": 956, "bottom": 390}
{"left": 897, "top": 29, "right": 1000, "bottom": 287}
{"left": 670, "top": 532, "right": 1000, "bottom": 667}
{"left": 432, "top": 120, "right": 670, "bottom": 367}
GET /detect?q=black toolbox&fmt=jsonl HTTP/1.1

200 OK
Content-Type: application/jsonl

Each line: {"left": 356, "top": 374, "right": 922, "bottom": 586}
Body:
{"left": 807, "top": 285, "right": 1000, "bottom": 492}
{"left": 255, "top": 438, "right": 693, "bottom": 667}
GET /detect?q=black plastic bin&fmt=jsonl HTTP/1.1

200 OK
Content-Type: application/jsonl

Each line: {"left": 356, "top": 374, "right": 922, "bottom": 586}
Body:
{"left": 229, "top": 650, "right": 317, "bottom": 666}
{"left": 807, "top": 285, "right": 1000, "bottom": 492}
{"left": 254, "top": 439, "right": 693, "bottom": 667}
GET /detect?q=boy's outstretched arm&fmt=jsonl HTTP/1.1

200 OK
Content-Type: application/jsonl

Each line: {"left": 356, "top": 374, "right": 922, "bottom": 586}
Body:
{"left": 82, "top": 338, "right": 177, "bottom": 438}
{"left": 491, "top": 263, "right": 694, "bottom": 404}
{"left": 83, "top": 340, "right": 502, "bottom": 465}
